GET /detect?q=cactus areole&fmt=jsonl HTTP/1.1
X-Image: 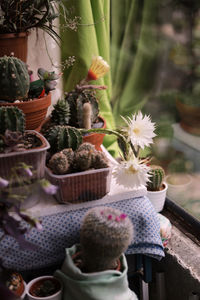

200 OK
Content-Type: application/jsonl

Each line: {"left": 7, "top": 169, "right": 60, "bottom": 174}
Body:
{"left": 0, "top": 56, "right": 30, "bottom": 101}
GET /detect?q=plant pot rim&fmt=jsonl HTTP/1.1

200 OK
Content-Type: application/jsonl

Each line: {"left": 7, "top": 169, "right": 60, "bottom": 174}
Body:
{"left": 0, "top": 32, "right": 29, "bottom": 39}
{"left": 147, "top": 182, "right": 168, "bottom": 195}
{"left": 0, "top": 130, "right": 50, "bottom": 158}
{"left": 0, "top": 93, "right": 51, "bottom": 108}
{"left": 176, "top": 98, "right": 200, "bottom": 111}
{"left": 26, "top": 275, "right": 62, "bottom": 300}
{"left": 165, "top": 174, "right": 192, "bottom": 187}
{"left": 45, "top": 166, "right": 111, "bottom": 179}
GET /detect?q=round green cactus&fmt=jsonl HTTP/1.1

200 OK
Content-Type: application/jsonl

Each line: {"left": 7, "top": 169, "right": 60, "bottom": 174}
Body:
{"left": 48, "top": 152, "right": 70, "bottom": 175}
{"left": 44, "top": 125, "right": 82, "bottom": 154}
{"left": 0, "top": 106, "right": 25, "bottom": 134}
{"left": 80, "top": 206, "right": 134, "bottom": 272}
{"left": 0, "top": 56, "right": 30, "bottom": 102}
{"left": 147, "top": 165, "right": 165, "bottom": 191}
{"left": 51, "top": 99, "right": 70, "bottom": 126}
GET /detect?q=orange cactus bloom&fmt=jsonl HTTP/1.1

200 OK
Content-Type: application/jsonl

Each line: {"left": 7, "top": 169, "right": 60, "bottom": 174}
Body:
{"left": 87, "top": 56, "right": 110, "bottom": 81}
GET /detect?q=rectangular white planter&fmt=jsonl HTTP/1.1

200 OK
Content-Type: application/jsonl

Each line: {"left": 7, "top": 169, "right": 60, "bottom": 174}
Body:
{"left": 45, "top": 167, "right": 112, "bottom": 204}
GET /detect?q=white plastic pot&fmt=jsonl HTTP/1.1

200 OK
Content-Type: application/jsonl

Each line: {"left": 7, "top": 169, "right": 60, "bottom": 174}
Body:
{"left": 165, "top": 174, "right": 192, "bottom": 203}
{"left": 147, "top": 182, "right": 168, "bottom": 212}
{"left": 26, "top": 276, "right": 62, "bottom": 300}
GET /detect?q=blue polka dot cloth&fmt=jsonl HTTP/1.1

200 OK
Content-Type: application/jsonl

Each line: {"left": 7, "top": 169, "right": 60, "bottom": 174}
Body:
{"left": 0, "top": 196, "right": 164, "bottom": 271}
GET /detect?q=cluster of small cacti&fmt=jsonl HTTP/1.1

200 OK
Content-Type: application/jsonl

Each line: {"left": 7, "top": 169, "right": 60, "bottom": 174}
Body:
{"left": 48, "top": 142, "right": 109, "bottom": 175}
{"left": 0, "top": 56, "right": 30, "bottom": 102}
{"left": 146, "top": 165, "right": 165, "bottom": 191}
{"left": 80, "top": 206, "right": 134, "bottom": 272}
{"left": 44, "top": 125, "right": 83, "bottom": 154}
{"left": 0, "top": 106, "right": 25, "bottom": 135}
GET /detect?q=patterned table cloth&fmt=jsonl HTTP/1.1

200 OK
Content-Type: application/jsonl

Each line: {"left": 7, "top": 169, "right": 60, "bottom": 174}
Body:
{"left": 0, "top": 191, "right": 164, "bottom": 271}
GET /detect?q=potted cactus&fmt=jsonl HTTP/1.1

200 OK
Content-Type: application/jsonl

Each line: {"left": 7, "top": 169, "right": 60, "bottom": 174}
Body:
{"left": 26, "top": 276, "right": 62, "bottom": 300}
{"left": 45, "top": 141, "right": 111, "bottom": 203}
{"left": 41, "top": 56, "right": 110, "bottom": 150}
{"left": 0, "top": 106, "right": 49, "bottom": 180}
{"left": 0, "top": 1, "right": 67, "bottom": 62}
{"left": 55, "top": 206, "right": 138, "bottom": 300}
{"left": 146, "top": 165, "right": 168, "bottom": 212}
{"left": 0, "top": 55, "right": 59, "bottom": 130}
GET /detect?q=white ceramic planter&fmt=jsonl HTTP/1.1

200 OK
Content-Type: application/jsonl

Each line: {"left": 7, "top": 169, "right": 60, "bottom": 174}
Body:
{"left": 147, "top": 182, "right": 168, "bottom": 212}
{"left": 26, "top": 276, "right": 62, "bottom": 300}
{"left": 165, "top": 174, "right": 192, "bottom": 203}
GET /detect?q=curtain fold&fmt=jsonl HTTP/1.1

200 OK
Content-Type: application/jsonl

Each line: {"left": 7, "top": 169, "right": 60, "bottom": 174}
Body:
{"left": 61, "top": 0, "right": 118, "bottom": 156}
{"left": 111, "top": 0, "right": 159, "bottom": 125}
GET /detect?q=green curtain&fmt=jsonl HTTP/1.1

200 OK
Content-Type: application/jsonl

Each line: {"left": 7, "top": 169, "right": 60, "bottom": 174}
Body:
{"left": 111, "top": 0, "right": 159, "bottom": 125}
{"left": 61, "top": 0, "right": 118, "bottom": 157}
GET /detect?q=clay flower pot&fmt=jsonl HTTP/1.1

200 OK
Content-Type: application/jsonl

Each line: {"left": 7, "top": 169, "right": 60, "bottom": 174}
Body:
{"left": 176, "top": 99, "right": 200, "bottom": 136}
{"left": 7, "top": 272, "right": 26, "bottom": 299}
{"left": 0, "top": 32, "right": 29, "bottom": 62}
{"left": 0, "top": 130, "right": 50, "bottom": 180}
{"left": 82, "top": 116, "right": 106, "bottom": 151}
{"left": 26, "top": 276, "right": 62, "bottom": 300}
{"left": 0, "top": 93, "right": 51, "bottom": 131}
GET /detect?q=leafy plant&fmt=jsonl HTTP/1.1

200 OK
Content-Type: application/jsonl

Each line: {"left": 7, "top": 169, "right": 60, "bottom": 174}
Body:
{"left": 0, "top": 0, "right": 66, "bottom": 43}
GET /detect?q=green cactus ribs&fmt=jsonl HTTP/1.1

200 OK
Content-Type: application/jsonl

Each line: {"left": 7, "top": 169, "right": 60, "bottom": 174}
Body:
{"left": 51, "top": 99, "right": 70, "bottom": 126}
{"left": 80, "top": 206, "right": 134, "bottom": 272}
{"left": 44, "top": 125, "right": 83, "bottom": 154}
{"left": 147, "top": 165, "right": 165, "bottom": 191}
{"left": 0, "top": 56, "right": 30, "bottom": 102}
{"left": 0, "top": 106, "right": 25, "bottom": 135}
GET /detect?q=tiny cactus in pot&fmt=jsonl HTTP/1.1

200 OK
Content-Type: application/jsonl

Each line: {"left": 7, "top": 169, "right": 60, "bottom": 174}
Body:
{"left": 50, "top": 99, "right": 70, "bottom": 126}
{"left": 0, "top": 106, "right": 25, "bottom": 134}
{"left": 146, "top": 165, "right": 165, "bottom": 191}
{"left": 80, "top": 206, "right": 134, "bottom": 272}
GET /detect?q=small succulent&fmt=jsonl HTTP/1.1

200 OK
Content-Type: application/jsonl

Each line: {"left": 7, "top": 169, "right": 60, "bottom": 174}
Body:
{"left": 80, "top": 206, "right": 134, "bottom": 272}
{"left": 146, "top": 165, "right": 165, "bottom": 191}
{"left": 51, "top": 99, "right": 70, "bottom": 126}
{"left": 28, "top": 68, "right": 60, "bottom": 99}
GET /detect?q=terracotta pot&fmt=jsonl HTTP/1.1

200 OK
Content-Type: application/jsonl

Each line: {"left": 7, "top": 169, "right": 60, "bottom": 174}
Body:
{"left": 26, "top": 276, "right": 62, "bottom": 300}
{"left": 0, "top": 130, "right": 50, "bottom": 180}
{"left": 45, "top": 167, "right": 112, "bottom": 203}
{"left": 176, "top": 99, "right": 200, "bottom": 135}
{"left": 7, "top": 272, "right": 26, "bottom": 299}
{"left": 0, "top": 32, "right": 29, "bottom": 62}
{"left": 83, "top": 116, "right": 106, "bottom": 151}
{"left": 0, "top": 93, "right": 51, "bottom": 131}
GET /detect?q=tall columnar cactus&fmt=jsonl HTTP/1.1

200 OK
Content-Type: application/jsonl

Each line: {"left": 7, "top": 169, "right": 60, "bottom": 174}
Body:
{"left": 65, "top": 89, "right": 99, "bottom": 128}
{"left": 0, "top": 106, "right": 25, "bottom": 134}
{"left": 0, "top": 56, "right": 30, "bottom": 102}
{"left": 51, "top": 99, "right": 70, "bottom": 126}
{"left": 80, "top": 206, "right": 134, "bottom": 272}
{"left": 146, "top": 165, "right": 165, "bottom": 191}
{"left": 44, "top": 125, "right": 82, "bottom": 154}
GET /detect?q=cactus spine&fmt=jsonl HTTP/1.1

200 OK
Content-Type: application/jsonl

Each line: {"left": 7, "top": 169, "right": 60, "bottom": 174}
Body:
{"left": 147, "top": 165, "right": 165, "bottom": 191}
{"left": 44, "top": 125, "right": 82, "bottom": 154}
{"left": 0, "top": 106, "right": 25, "bottom": 134}
{"left": 51, "top": 99, "right": 70, "bottom": 125}
{"left": 80, "top": 206, "right": 134, "bottom": 272}
{"left": 48, "top": 152, "right": 70, "bottom": 175}
{"left": 0, "top": 56, "right": 30, "bottom": 101}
